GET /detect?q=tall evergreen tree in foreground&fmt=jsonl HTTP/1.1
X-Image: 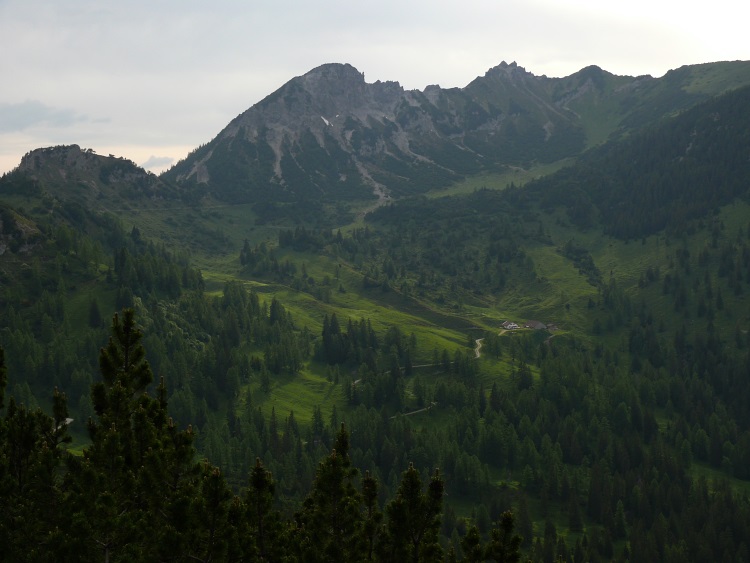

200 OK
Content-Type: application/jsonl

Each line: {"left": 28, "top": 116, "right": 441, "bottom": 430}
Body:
{"left": 292, "top": 422, "right": 367, "bottom": 561}
{"left": 485, "top": 510, "right": 523, "bottom": 563}
{"left": 0, "top": 346, "right": 72, "bottom": 562}
{"left": 64, "top": 309, "right": 214, "bottom": 561}
{"left": 239, "top": 457, "right": 285, "bottom": 560}
{"left": 380, "top": 463, "right": 445, "bottom": 563}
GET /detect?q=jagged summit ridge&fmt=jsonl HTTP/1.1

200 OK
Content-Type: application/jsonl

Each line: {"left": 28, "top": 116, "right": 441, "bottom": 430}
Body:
{"left": 170, "top": 59, "right": 589, "bottom": 199}
{"left": 483, "top": 61, "right": 528, "bottom": 77}
{"left": 163, "top": 59, "right": 750, "bottom": 205}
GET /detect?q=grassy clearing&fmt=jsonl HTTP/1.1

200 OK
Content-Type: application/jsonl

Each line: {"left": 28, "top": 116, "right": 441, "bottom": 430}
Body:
{"left": 245, "top": 367, "right": 346, "bottom": 425}
{"left": 690, "top": 462, "right": 750, "bottom": 497}
{"left": 520, "top": 200, "right": 750, "bottom": 344}
{"left": 427, "top": 160, "right": 574, "bottom": 199}
{"left": 63, "top": 429, "right": 91, "bottom": 456}
{"left": 249, "top": 250, "right": 476, "bottom": 363}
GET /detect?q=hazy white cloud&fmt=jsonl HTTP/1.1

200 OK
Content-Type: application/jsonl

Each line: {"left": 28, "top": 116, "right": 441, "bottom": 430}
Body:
{"left": 0, "top": 0, "right": 748, "bottom": 174}
{"left": 140, "top": 155, "right": 174, "bottom": 171}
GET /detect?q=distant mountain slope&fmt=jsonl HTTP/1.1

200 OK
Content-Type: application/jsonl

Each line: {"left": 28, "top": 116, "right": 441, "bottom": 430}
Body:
{"left": 163, "top": 60, "right": 750, "bottom": 206}
{"left": 526, "top": 84, "right": 750, "bottom": 238}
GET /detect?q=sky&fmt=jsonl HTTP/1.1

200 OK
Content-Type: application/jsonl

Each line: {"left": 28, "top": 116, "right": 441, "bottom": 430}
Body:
{"left": 1, "top": 0, "right": 748, "bottom": 175}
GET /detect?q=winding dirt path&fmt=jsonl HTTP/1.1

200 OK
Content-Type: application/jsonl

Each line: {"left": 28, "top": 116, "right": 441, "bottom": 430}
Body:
{"left": 474, "top": 338, "right": 484, "bottom": 358}
{"left": 474, "top": 329, "right": 508, "bottom": 359}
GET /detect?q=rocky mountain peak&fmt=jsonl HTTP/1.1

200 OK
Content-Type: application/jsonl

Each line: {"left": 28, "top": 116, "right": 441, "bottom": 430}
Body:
{"left": 17, "top": 144, "right": 147, "bottom": 182}
{"left": 180, "top": 62, "right": 413, "bottom": 192}
{"left": 12, "top": 144, "right": 172, "bottom": 205}
{"left": 301, "top": 62, "right": 366, "bottom": 84}
{"left": 483, "top": 61, "right": 530, "bottom": 79}
{"left": 18, "top": 144, "right": 94, "bottom": 173}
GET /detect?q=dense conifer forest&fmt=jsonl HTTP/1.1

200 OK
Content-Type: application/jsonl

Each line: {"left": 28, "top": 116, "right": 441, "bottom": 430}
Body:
{"left": 0, "top": 310, "right": 520, "bottom": 561}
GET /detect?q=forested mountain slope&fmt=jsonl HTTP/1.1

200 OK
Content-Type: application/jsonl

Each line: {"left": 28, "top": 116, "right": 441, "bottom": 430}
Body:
{"left": 3, "top": 59, "right": 750, "bottom": 562}
{"left": 525, "top": 84, "right": 750, "bottom": 238}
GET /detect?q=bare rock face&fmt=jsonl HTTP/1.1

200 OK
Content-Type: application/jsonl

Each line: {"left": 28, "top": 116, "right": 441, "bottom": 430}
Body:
{"left": 175, "top": 63, "right": 421, "bottom": 199}
{"left": 18, "top": 145, "right": 96, "bottom": 174}
{"left": 231, "top": 64, "right": 407, "bottom": 178}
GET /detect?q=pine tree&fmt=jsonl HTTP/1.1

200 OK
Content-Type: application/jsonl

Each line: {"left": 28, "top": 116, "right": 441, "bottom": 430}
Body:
{"left": 614, "top": 499, "right": 628, "bottom": 539}
{"left": 362, "top": 469, "right": 382, "bottom": 561}
{"left": 0, "top": 351, "right": 72, "bottom": 562}
{"left": 485, "top": 511, "right": 523, "bottom": 563}
{"left": 64, "top": 309, "right": 212, "bottom": 561}
{"left": 241, "top": 457, "right": 283, "bottom": 560}
{"left": 461, "top": 524, "right": 484, "bottom": 562}
{"left": 517, "top": 494, "right": 534, "bottom": 548}
{"left": 293, "top": 423, "right": 365, "bottom": 561}
{"left": 69, "top": 310, "right": 156, "bottom": 560}
{"left": 490, "top": 381, "right": 502, "bottom": 412}
{"left": 382, "top": 463, "right": 444, "bottom": 563}
{"left": 185, "top": 462, "right": 237, "bottom": 562}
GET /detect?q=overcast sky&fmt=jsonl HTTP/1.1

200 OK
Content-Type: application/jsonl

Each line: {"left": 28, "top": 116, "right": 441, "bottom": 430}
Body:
{"left": 1, "top": 0, "right": 748, "bottom": 175}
